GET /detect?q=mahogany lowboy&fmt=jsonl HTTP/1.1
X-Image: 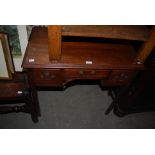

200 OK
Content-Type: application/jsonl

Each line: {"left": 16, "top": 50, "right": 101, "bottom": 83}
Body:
{"left": 21, "top": 26, "right": 150, "bottom": 120}
{"left": 22, "top": 27, "right": 143, "bottom": 88}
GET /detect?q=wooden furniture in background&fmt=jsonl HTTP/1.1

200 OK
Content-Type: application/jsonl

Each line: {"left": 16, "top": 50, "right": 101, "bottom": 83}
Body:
{"left": 0, "top": 33, "right": 14, "bottom": 80}
{"left": 108, "top": 50, "right": 155, "bottom": 116}
{"left": 0, "top": 33, "right": 39, "bottom": 122}
{"left": 48, "top": 25, "right": 153, "bottom": 64}
{"left": 0, "top": 72, "right": 39, "bottom": 122}
{"left": 136, "top": 27, "right": 155, "bottom": 64}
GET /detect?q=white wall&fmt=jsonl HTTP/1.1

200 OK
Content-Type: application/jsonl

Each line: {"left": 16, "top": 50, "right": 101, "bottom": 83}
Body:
{"left": 13, "top": 25, "right": 28, "bottom": 71}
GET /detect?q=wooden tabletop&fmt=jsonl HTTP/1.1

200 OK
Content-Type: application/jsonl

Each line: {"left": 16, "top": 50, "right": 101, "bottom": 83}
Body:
{"left": 22, "top": 27, "right": 144, "bottom": 70}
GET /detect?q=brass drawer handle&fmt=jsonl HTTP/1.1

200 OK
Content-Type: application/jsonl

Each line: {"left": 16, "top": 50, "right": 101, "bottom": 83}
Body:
{"left": 40, "top": 70, "right": 56, "bottom": 80}
{"left": 40, "top": 70, "right": 50, "bottom": 78}
{"left": 118, "top": 73, "right": 129, "bottom": 81}
{"left": 43, "top": 75, "right": 56, "bottom": 80}
{"left": 120, "top": 73, "right": 125, "bottom": 77}
{"left": 43, "top": 70, "right": 50, "bottom": 76}
{"left": 120, "top": 73, "right": 129, "bottom": 80}
{"left": 91, "top": 70, "right": 96, "bottom": 75}
{"left": 124, "top": 75, "right": 128, "bottom": 79}
{"left": 50, "top": 75, "right": 56, "bottom": 79}
{"left": 40, "top": 74, "right": 44, "bottom": 79}
{"left": 79, "top": 70, "right": 84, "bottom": 75}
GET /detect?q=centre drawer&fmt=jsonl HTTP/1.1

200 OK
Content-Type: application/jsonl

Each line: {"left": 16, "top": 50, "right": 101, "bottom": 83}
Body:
{"left": 64, "top": 69, "right": 109, "bottom": 79}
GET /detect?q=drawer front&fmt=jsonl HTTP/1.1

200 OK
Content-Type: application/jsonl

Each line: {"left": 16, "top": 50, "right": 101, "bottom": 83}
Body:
{"left": 0, "top": 83, "right": 28, "bottom": 98}
{"left": 104, "top": 70, "right": 137, "bottom": 86}
{"left": 32, "top": 69, "right": 63, "bottom": 87}
{"left": 64, "top": 69, "right": 109, "bottom": 79}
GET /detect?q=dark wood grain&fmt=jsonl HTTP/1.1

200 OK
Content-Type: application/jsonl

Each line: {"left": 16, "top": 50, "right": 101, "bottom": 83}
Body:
{"left": 22, "top": 27, "right": 144, "bottom": 70}
{"left": 62, "top": 25, "right": 150, "bottom": 41}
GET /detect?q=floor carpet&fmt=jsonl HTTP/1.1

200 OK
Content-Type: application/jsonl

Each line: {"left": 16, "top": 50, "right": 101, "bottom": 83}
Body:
{"left": 0, "top": 85, "right": 155, "bottom": 128}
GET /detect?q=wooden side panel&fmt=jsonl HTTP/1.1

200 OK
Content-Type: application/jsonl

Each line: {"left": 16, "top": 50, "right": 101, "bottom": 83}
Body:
{"left": 136, "top": 27, "right": 155, "bottom": 64}
{"left": 48, "top": 26, "right": 62, "bottom": 61}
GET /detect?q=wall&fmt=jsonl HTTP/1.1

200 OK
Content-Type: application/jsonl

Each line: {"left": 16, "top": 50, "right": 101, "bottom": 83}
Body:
{"left": 13, "top": 25, "right": 28, "bottom": 71}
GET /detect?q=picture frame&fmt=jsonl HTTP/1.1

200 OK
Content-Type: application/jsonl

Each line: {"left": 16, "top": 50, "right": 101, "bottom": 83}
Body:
{"left": 0, "top": 33, "right": 14, "bottom": 80}
{"left": 0, "top": 25, "right": 28, "bottom": 71}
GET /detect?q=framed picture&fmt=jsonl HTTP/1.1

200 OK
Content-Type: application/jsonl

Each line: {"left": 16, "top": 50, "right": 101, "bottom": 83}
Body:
{"left": 0, "top": 25, "right": 28, "bottom": 71}
{"left": 0, "top": 25, "right": 22, "bottom": 58}
{"left": 0, "top": 33, "right": 14, "bottom": 80}
{"left": 0, "top": 25, "right": 44, "bottom": 72}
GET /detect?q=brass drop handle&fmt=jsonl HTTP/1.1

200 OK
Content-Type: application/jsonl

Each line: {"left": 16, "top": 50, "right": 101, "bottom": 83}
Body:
{"left": 40, "top": 70, "right": 50, "bottom": 78}
{"left": 124, "top": 75, "right": 128, "bottom": 79}
{"left": 50, "top": 75, "right": 56, "bottom": 79}
{"left": 79, "top": 70, "right": 84, "bottom": 75}
{"left": 40, "top": 70, "right": 56, "bottom": 80}
{"left": 43, "top": 70, "right": 50, "bottom": 76}
{"left": 120, "top": 73, "right": 125, "bottom": 77}
{"left": 120, "top": 73, "right": 128, "bottom": 79}
{"left": 40, "top": 74, "right": 44, "bottom": 79}
{"left": 91, "top": 70, "right": 96, "bottom": 75}
{"left": 119, "top": 73, "right": 129, "bottom": 81}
